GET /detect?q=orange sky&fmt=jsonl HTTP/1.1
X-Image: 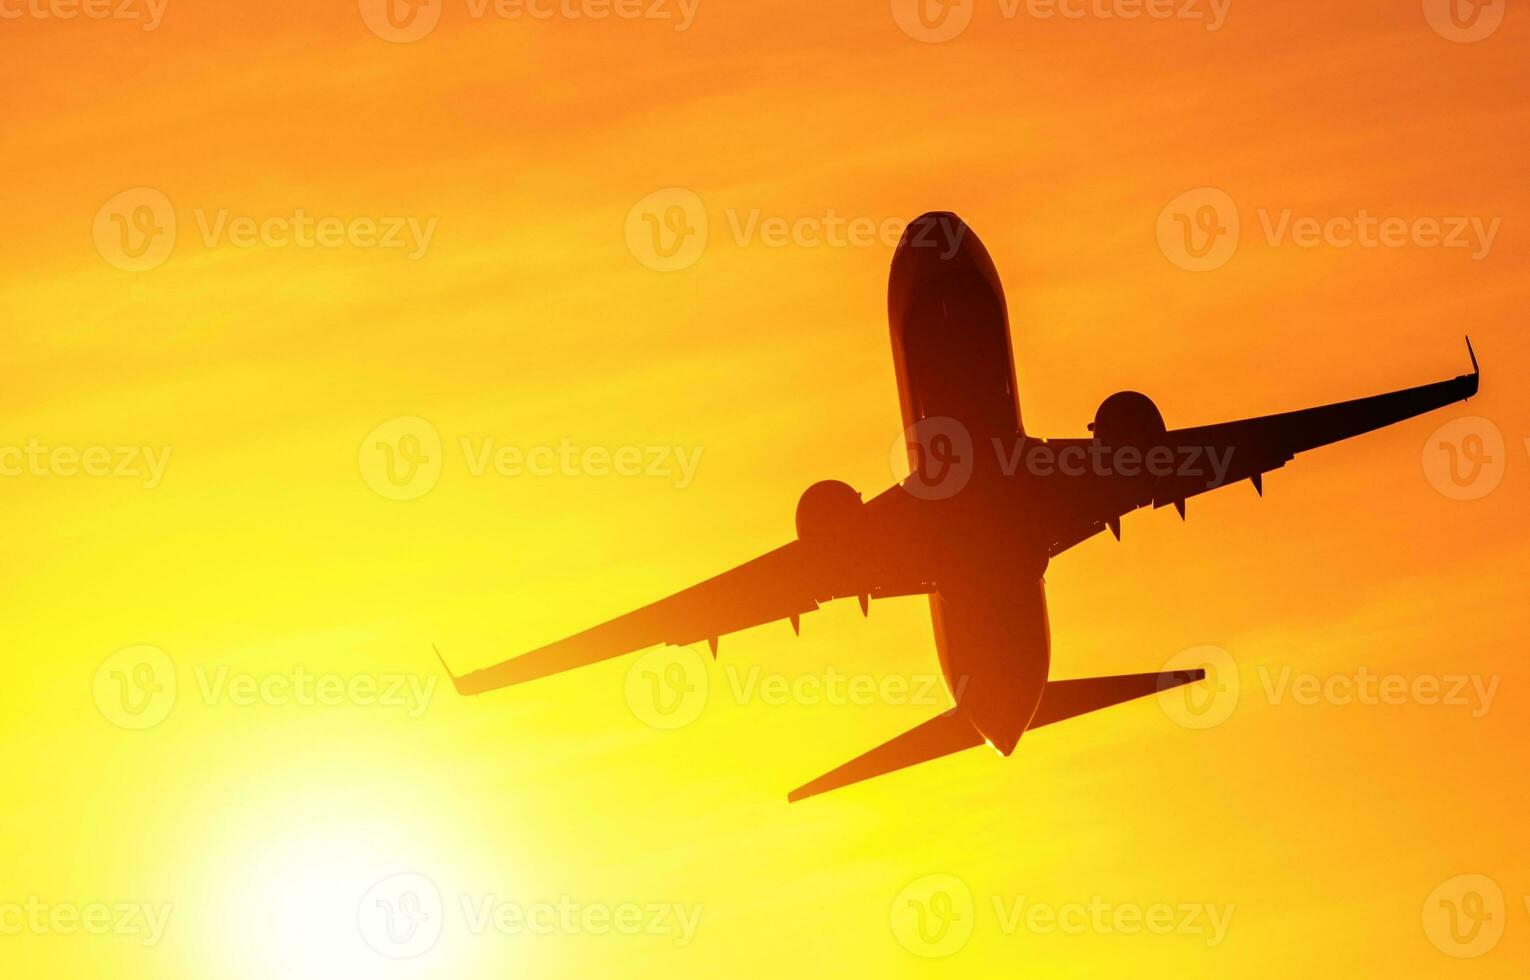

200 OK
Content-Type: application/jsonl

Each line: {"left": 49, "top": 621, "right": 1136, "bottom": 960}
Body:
{"left": 2, "top": 2, "right": 1528, "bottom": 978}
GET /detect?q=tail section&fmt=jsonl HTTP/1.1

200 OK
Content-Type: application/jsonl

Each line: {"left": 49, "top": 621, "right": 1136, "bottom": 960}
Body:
{"left": 786, "top": 668, "right": 1205, "bottom": 802}
{"left": 1028, "top": 669, "right": 1205, "bottom": 730}
{"left": 787, "top": 710, "right": 983, "bottom": 803}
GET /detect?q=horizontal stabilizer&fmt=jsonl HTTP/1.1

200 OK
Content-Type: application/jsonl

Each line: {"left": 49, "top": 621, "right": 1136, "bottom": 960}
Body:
{"left": 787, "top": 710, "right": 982, "bottom": 803}
{"left": 1028, "top": 669, "right": 1205, "bottom": 730}
{"left": 787, "top": 668, "right": 1205, "bottom": 802}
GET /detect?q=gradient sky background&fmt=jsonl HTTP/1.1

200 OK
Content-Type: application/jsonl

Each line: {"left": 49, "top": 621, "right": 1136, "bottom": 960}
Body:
{"left": 2, "top": 1, "right": 1528, "bottom": 977}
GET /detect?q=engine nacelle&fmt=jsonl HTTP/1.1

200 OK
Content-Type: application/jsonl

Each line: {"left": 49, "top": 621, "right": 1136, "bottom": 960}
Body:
{"left": 795, "top": 480, "right": 865, "bottom": 544}
{"left": 1089, "top": 391, "right": 1166, "bottom": 445}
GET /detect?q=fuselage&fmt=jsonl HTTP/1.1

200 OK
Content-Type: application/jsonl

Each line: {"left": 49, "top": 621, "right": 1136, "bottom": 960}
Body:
{"left": 887, "top": 211, "right": 1049, "bottom": 754}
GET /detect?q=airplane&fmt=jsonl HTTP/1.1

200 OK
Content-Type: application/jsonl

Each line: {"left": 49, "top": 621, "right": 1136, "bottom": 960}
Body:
{"left": 436, "top": 211, "right": 1481, "bottom": 802}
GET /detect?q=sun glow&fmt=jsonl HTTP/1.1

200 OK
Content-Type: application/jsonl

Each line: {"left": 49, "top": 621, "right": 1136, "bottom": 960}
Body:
{"left": 196, "top": 788, "right": 479, "bottom": 980}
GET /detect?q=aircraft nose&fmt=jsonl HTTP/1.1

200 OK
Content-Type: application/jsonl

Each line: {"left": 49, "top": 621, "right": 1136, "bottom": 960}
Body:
{"left": 888, "top": 210, "right": 1003, "bottom": 321}
{"left": 893, "top": 211, "right": 973, "bottom": 266}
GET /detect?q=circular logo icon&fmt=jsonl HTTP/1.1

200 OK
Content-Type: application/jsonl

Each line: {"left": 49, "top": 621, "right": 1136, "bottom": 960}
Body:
{"left": 892, "top": 416, "right": 974, "bottom": 501}
{"left": 358, "top": 872, "right": 444, "bottom": 959}
{"left": 624, "top": 188, "right": 708, "bottom": 272}
{"left": 1421, "top": 416, "right": 1505, "bottom": 501}
{"left": 93, "top": 644, "right": 177, "bottom": 730}
{"left": 359, "top": 0, "right": 443, "bottom": 42}
{"left": 359, "top": 417, "right": 444, "bottom": 501}
{"left": 625, "top": 646, "right": 709, "bottom": 730}
{"left": 890, "top": 873, "right": 974, "bottom": 958}
{"left": 890, "top": 0, "right": 974, "bottom": 43}
{"left": 1422, "top": 873, "right": 1505, "bottom": 957}
{"left": 93, "top": 188, "right": 176, "bottom": 273}
{"left": 1158, "top": 645, "right": 1239, "bottom": 729}
{"left": 1156, "top": 187, "right": 1240, "bottom": 272}
{"left": 1423, "top": 0, "right": 1504, "bottom": 43}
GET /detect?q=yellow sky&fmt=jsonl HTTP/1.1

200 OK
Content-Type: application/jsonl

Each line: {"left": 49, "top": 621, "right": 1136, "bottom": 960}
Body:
{"left": 2, "top": 1, "right": 1528, "bottom": 977}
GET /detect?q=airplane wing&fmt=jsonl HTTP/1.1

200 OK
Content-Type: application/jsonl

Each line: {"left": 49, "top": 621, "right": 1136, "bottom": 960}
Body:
{"left": 439, "top": 488, "right": 932, "bottom": 694}
{"left": 1046, "top": 338, "right": 1481, "bottom": 556}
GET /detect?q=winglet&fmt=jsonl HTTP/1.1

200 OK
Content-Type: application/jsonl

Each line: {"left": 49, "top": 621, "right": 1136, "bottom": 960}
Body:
{"left": 1460, "top": 335, "right": 1480, "bottom": 400}
{"left": 432, "top": 645, "right": 474, "bottom": 696}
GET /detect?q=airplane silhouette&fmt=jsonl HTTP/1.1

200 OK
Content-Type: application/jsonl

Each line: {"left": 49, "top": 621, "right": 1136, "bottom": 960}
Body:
{"left": 438, "top": 211, "right": 1481, "bottom": 802}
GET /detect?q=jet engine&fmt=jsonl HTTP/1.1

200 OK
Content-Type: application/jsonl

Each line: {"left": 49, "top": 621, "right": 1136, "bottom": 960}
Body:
{"left": 795, "top": 480, "right": 865, "bottom": 545}
{"left": 1089, "top": 391, "right": 1166, "bottom": 445}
